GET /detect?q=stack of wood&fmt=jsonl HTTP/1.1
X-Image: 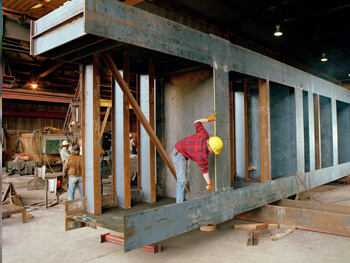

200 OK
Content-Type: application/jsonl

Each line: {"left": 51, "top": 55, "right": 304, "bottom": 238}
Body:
{"left": 234, "top": 223, "right": 296, "bottom": 246}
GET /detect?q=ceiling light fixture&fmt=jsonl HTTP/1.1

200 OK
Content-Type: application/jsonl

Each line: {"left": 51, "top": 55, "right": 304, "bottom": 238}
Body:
{"left": 274, "top": 24, "right": 283, "bottom": 36}
{"left": 31, "top": 83, "right": 38, "bottom": 89}
{"left": 321, "top": 53, "right": 328, "bottom": 62}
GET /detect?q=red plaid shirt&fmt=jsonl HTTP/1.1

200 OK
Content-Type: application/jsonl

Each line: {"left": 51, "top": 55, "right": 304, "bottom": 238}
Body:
{"left": 175, "top": 122, "right": 209, "bottom": 174}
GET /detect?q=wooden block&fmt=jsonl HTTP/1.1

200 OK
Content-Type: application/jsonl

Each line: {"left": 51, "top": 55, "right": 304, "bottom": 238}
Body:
{"left": 271, "top": 228, "right": 294, "bottom": 241}
{"left": 254, "top": 229, "right": 272, "bottom": 239}
{"left": 247, "top": 230, "right": 258, "bottom": 246}
{"left": 234, "top": 223, "right": 267, "bottom": 230}
{"left": 268, "top": 224, "right": 279, "bottom": 230}
{"left": 279, "top": 224, "right": 296, "bottom": 229}
{"left": 26, "top": 214, "right": 34, "bottom": 219}
{"left": 200, "top": 224, "right": 217, "bottom": 232}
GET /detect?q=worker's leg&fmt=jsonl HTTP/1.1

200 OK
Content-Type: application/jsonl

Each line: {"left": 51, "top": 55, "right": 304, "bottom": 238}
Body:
{"left": 173, "top": 150, "right": 187, "bottom": 203}
{"left": 77, "top": 176, "right": 83, "bottom": 198}
{"left": 68, "top": 176, "right": 78, "bottom": 201}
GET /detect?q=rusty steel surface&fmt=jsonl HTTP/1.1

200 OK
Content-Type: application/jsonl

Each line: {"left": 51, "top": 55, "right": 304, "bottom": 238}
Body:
{"left": 236, "top": 199, "right": 350, "bottom": 237}
{"left": 259, "top": 79, "right": 271, "bottom": 183}
{"left": 66, "top": 197, "right": 175, "bottom": 233}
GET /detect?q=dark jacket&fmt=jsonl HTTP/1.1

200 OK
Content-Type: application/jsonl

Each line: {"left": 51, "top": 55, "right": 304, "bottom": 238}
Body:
{"left": 63, "top": 153, "right": 83, "bottom": 178}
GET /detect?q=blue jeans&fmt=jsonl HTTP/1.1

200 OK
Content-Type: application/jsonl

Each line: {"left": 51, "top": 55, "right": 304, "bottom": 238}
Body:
{"left": 68, "top": 176, "right": 83, "bottom": 201}
{"left": 172, "top": 149, "right": 188, "bottom": 203}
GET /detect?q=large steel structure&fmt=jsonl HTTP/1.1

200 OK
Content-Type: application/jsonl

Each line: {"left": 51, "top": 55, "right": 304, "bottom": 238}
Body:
{"left": 31, "top": 0, "right": 350, "bottom": 252}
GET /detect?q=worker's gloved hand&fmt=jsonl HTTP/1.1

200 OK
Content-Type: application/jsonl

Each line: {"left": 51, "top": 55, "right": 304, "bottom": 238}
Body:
{"left": 207, "top": 111, "right": 216, "bottom": 122}
{"left": 206, "top": 183, "right": 213, "bottom": 191}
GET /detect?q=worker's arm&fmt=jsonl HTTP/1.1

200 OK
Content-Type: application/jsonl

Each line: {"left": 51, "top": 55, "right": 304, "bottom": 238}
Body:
{"left": 203, "top": 172, "right": 213, "bottom": 191}
{"left": 63, "top": 161, "right": 68, "bottom": 181}
{"left": 194, "top": 111, "right": 216, "bottom": 124}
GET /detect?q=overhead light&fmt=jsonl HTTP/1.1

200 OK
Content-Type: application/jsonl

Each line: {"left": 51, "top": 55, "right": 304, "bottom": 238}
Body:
{"left": 274, "top": 24, "right": 283, "bottom": 36}
{"left": 321, "top": 53, "right": 328, "bottom": 62}
{"left": 31, "top": 83, "right": 38, "bottom": 89}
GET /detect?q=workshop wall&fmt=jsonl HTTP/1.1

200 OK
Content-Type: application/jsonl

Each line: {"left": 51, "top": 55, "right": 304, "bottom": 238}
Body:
{"left": 3, "top": 99, "right": 68, "bottom": 131}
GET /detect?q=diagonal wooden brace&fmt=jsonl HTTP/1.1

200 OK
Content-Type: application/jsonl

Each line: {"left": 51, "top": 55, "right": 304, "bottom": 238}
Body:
{"left": 101, "top": 51, "right": 189, "bottom": 191}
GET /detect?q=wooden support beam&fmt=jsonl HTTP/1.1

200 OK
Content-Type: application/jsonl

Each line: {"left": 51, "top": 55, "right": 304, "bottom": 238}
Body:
{"left": 100, "top": 107, "right": 111, "bottom": 139}
{"left": 236, "top": 199, "right": 350, "bottom": 237}
{"left": 123, "top": 53, "right": 131, "bottom": 209}
{"left": 229, "top": 81, "right": 235, "bottom": 181}
{"left": 149, "top": 59, "right": 156, "bottom": 203}
{"left": 136, "top": 75, "right": 141, "bottom": 189}
{"left": 38, "top": 61, "right": 65, "bottom": 78}
{"left": 259, "top": 79, "right": 271, "bottom": 183}
{"left": 244, "top": 82, "right": 249, "bottom": 181}
{"left": 81, "top": 64, "right": 86, "bottom": 197}
{"left": 83, "top": 55, "right": 102, "bottom": 214}
{"left": 101, "top": 51, "right": 178, "bottom": 183}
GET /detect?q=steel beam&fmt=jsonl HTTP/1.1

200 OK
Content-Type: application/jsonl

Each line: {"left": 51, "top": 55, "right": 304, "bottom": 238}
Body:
{"left": 124, "top": 162, "right": 350, "bottom": 251}
{"left": 235, "top": 199, "right": 350, "bottom": 237}
{"left": 32, "top": 0, "right": 349, "bottom": 104}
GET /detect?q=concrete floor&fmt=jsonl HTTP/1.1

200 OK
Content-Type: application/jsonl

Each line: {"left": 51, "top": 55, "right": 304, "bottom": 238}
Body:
{"left": 2, "top": 176, "right": 350, "bottom": 263}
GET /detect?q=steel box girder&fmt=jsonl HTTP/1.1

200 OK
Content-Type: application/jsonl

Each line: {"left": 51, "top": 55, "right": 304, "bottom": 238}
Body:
{"left": 30, "top": 0, "right": 350, "bottom": 253}
{"left": 31, "top": 0, "right": 350, "bottom": 103}
{"left": 124, "top": 163, "right": 350, "bottom": 252}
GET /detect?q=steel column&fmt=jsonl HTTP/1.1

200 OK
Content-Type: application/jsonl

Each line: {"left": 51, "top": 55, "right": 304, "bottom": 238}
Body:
{"left": 213, "top": 67, "right": 230, "bottom": 191}
{"left": 83, "top": 54, "right": 102, "bottom": 214}
{"left": 331, "top": 98, "right": 338, "bottom": 166}
{"left": 140, "top": 74, "right": 152, "bottom": 202}
{"left": 259, "top": 79, "right": 271, "bottom": 182}
{"left": 295, "top": 87, "right": 305, "bottom": 174}
{"left": 308, "top": 92, "right": 316, "bottom": 171}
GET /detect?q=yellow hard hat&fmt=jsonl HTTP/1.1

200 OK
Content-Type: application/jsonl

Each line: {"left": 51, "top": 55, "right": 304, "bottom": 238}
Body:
{"left": 209, "top": 137, "right": 223, "bottom": 155}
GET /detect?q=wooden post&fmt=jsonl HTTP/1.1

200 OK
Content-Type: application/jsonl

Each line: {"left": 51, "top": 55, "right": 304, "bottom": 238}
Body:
{"left": 229, "top": 81, "right": 235, "bottom": 181}
{"left": 314, "top": 94, "right": 321, "bottom": 170}
{"left": 149, "top": 59, "right": 156, "bottom": 202}
{"left": 123, "top": 53, "right": 131, "bottom": 209}
{"left": 259, "top": 79, "right": 271, "bottom": 183}
{"left": 244, "top": 81, "right": 249, "bottom": 181}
